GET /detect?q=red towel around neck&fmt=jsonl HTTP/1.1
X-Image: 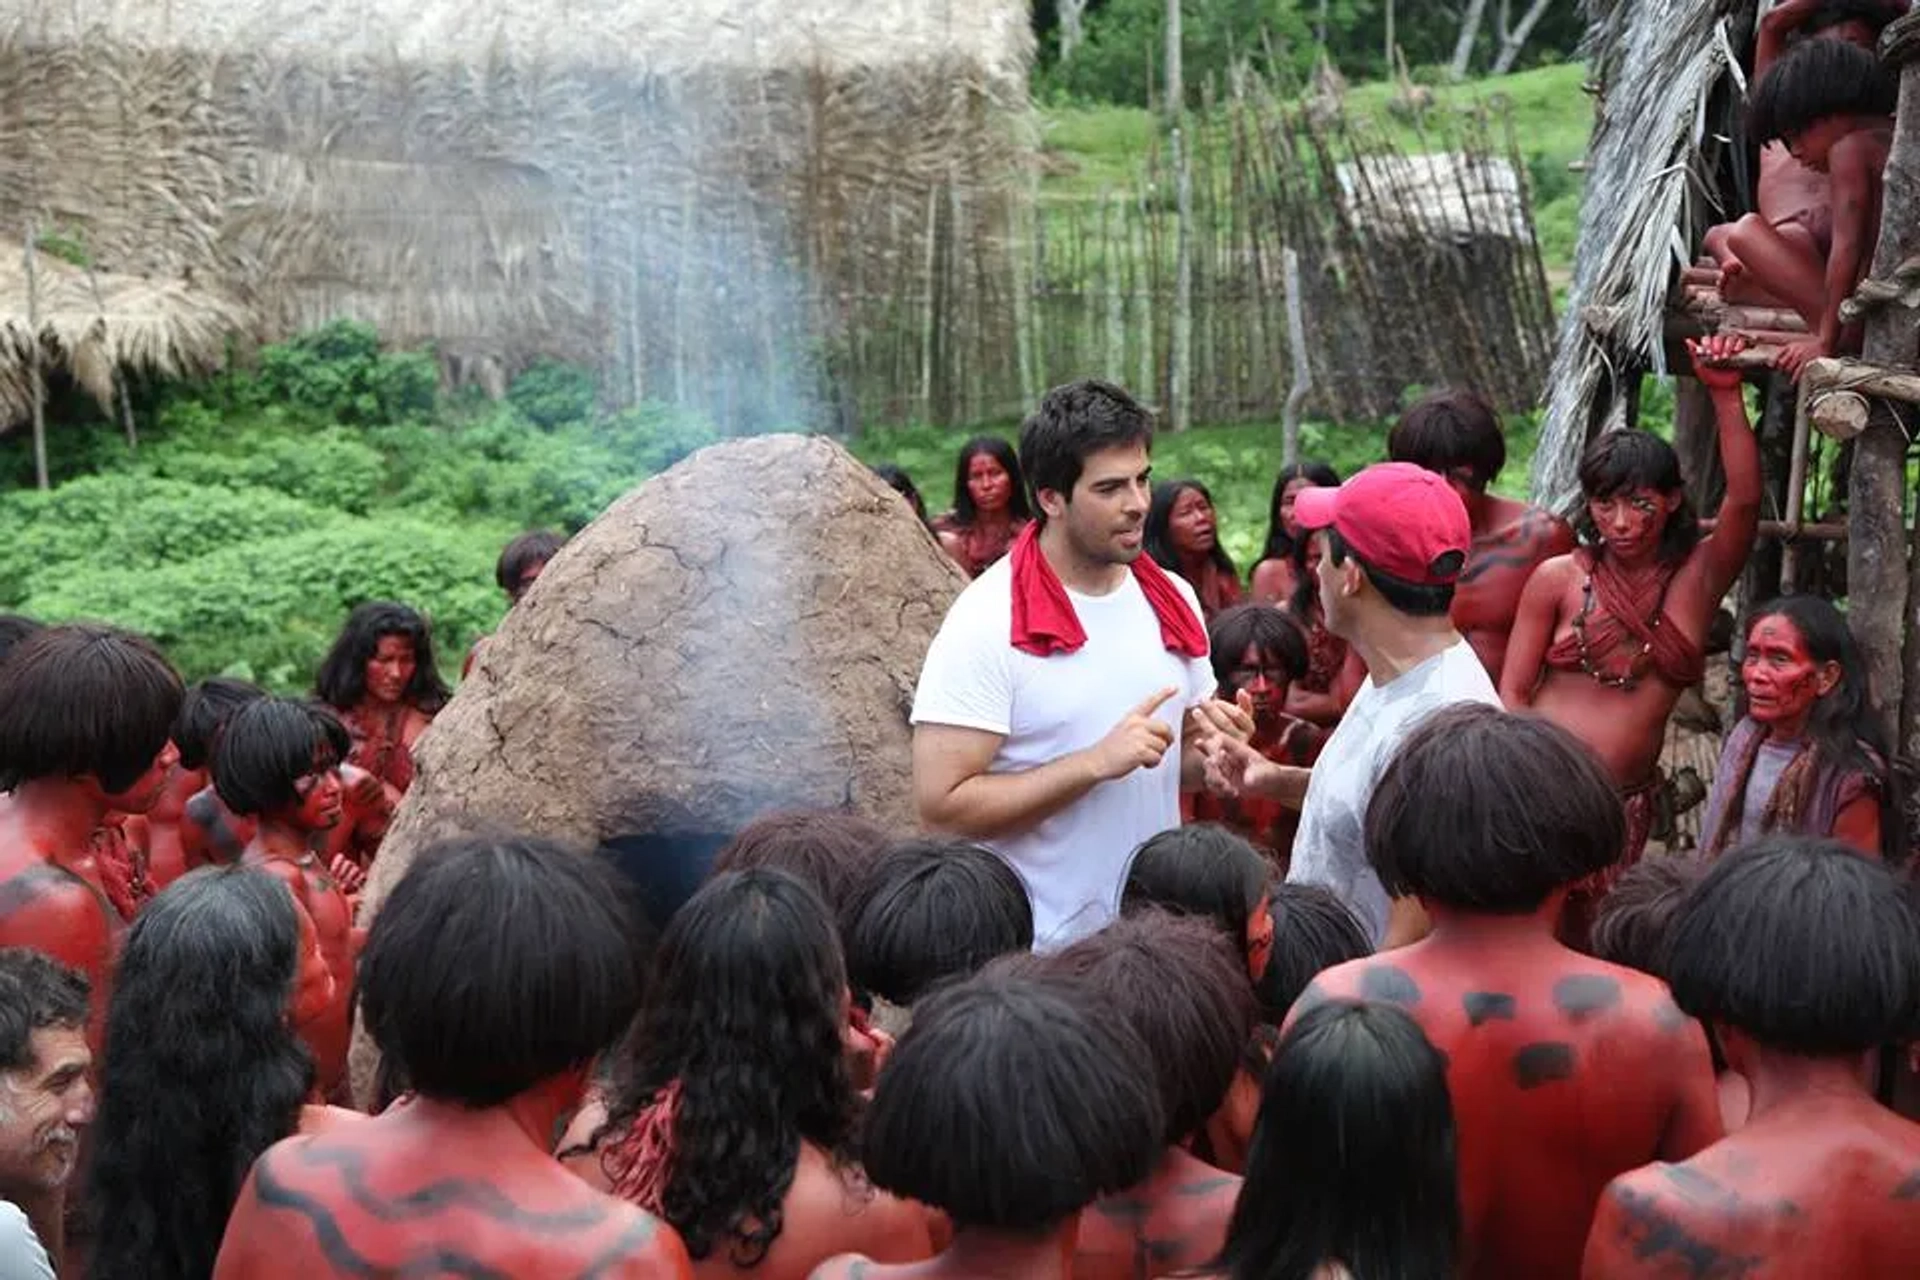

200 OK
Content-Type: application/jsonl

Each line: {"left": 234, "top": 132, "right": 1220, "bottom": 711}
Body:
{"left": 1008, "top": 522, "right": 1208, "bottom": 658}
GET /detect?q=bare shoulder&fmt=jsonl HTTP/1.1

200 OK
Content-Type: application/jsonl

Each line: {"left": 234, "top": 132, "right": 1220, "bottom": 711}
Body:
{"left": 1527, "top": 550, "right": 1581, "bottom": 589}
{"left": 1830, "top": 128, "right": 1893, "bottom": 181}
{"left": 1586, "top": 1163, "right": 1701, "bottom": 1276}
{"left": 791, "top": 1146, "right": 933, "bottom": 1261}
{"left": 1551, "top": 958, "right": 1691, "bottom": 1028}
{"left": 1283, "top": 959, "right": 1369, "bottom": 1024}
{"left": 597, "top": 1199, "right": 693, "bottom": 1278}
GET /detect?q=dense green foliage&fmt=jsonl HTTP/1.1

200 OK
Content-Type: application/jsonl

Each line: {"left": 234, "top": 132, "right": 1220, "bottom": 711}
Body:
{"left": 1034, "top": 0, "right": 1588, "bottom": 107}
{"left": 0, "top": 321, "right": 721, "bottom": 689}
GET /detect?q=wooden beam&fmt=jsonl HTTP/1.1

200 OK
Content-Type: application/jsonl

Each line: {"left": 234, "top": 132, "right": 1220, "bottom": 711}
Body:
{"left": 1809, "top": 389, "right": 1871, "bottom": 441}
{"left": 1799, "top": 355, "right": 1920, "bottom": 404}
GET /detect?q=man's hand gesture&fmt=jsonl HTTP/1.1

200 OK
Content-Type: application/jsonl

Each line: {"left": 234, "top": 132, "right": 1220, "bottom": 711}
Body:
{"left": 1088, "top": 687, "right": 1178, "bottom": 782}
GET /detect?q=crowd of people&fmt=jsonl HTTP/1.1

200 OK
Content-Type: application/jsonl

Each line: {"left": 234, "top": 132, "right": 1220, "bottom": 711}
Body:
{"left": 0, "top": 338, "right": 1907, "bottom": 1278}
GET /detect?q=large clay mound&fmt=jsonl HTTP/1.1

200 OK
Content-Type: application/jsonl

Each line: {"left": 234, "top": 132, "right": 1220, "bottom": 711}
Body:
{"left": 357, "top": 430, "right": 964, "bottom": 924}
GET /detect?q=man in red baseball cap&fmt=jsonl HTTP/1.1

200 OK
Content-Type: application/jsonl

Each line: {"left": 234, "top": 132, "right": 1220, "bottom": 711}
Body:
{"left": 1206, "top": 462, "right": 1502, "bottom": 948}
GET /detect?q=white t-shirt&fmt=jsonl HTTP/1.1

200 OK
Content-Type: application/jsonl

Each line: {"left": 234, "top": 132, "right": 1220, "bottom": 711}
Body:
{"left": 0, "top": 1202, "right": 52, "bottom": 1280}
{"left": 1288, "top": 639, "right": 1499, "bottom": 945}
{"left": 912, "top": 557, "right": 1216, "bottom": 946}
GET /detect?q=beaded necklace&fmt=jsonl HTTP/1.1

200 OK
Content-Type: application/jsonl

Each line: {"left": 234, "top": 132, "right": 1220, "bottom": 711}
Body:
{"left": 1570, "top": 567, "right": 1673, "bottom": 691}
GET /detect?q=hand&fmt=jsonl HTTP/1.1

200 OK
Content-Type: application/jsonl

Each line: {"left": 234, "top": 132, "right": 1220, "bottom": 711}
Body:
{"left": 1186, "top": 692, "right": 1256, "bottom": 745}
{"left": 1771, "top": 337, "right": 1829, "bottom": 382}
{"left": 342, "top": 766, "right": 390, "bottom": 817}
{"left": 329, "top": 855, "right": 367, "bottom": 895}
{"left": 1087, "top": 688, "right": 1178, "bottom": 782}
{"left": 1686, "top": 334, "right": 1750, "bottom": 391}
{"left": 1202, "top": 733, "right": 1267, "bottom": 798}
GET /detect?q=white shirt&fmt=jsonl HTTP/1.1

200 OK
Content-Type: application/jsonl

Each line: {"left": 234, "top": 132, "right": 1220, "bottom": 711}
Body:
{"left": 912, "top": 556, "right": 1216, "bottom": 946}
{"left": 1288, "top": 638, "right": 1499, "bottom": 945}
{"left": 0, "top": 1202, "right": 52, "bottom": 1280}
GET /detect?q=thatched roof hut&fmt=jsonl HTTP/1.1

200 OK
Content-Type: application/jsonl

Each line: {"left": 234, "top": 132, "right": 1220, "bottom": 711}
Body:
{"left": 0, "top": 250, "right": 250, "bottom": 424}
{"left": 1530, "top": 0, "right": 1752, "bottom": 508}
{"left": 0, "top": 0, "right": 1034, "bottom": 429}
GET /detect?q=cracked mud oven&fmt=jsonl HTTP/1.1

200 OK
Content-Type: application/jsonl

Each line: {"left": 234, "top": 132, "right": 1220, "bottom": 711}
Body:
{"left": 348, "top": 434, "right": 967, "bottom": 1102}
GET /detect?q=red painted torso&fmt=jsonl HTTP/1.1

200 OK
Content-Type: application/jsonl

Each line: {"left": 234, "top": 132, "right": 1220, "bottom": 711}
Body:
{"left": 131, "top": 766, "right": 206, "bottom": 892}
{"left": 180, "top": 786, "right": 257, "bottom": 870}
{"left": 1308, "top": 939, "right": 1721, "bottom": 1280}
{"left": 1521, "top": 554, "right": 1711, "bottom": 786}
{"left": 1585, "top": 1095, "right": 1920, "bottom": 1278}
{"left": 0, "top": 801, "right": 126, "bottom": 1054}
{"left": 338, "top": 703, "right": 433, "bottom": 797}
{"left": 245, "top": 845, "right": 355, "bottom": 1093}
{"left": 1453, "top": 501, "right": 1573, "bottom": 681}
{"left": 214, "top": 1103, "right": 693, "bottom": 1279}
{"left": 1075, "top": 1149, "right": 1239, "bottom": 1280}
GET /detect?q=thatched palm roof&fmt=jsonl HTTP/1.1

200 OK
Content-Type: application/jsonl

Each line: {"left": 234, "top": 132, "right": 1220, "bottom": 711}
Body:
{"left": 10, "top": 1, "right": 1031, "bottom": 79}
{"left": 0, "top": 251, "right": 252, "bottom": 425}
{"left": 0, "top": 0, "right": 1035, "bottom": 425}
{"left": 1529, "top": 0, "right": 1748, "bottom": 509}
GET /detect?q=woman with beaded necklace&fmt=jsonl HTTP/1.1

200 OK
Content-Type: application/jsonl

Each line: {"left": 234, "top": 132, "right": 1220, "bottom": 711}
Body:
{"left": 1500, "top": 334, "right": 1760, "bottom": 937}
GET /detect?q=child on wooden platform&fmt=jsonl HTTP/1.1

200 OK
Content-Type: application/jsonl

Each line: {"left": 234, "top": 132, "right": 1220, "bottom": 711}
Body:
{"left": 1726, "top": 34, "right": 1898, "bottom": 379}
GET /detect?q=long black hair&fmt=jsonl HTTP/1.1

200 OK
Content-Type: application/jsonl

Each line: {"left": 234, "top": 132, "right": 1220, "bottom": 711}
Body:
{"left": 1742, "top": 595, "right": 1903, "bottom": 860}
{"left": 313, "top": 601, "right": 450, "bottom": 713}
{"left": 1259, "top": 461, "right": 1340, "bottom": 564}
{"left": 86, "top": 867, "right": 314, "bottom": 1280}
{"left": 593, "top": 868, "right": 861, "bottom": 1266}
{"left": 1215, "top": 1000, "right": 1460, "bottom": 1280}
{"left": 1145, "top": 479, "right": 1238, "bottom": 581}
{"left": 949, "top": 435, "right": 1032, "bottom": 525}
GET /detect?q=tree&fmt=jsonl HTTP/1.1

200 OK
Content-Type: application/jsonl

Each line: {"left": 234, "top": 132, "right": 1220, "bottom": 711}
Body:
{"left": 1059, "top": 0, "right": 1090, "bottom": 61}
{"left": 1490, "top": 0, "right": 1560, "bottom": 75}
{"left": 1449, "top": 0, "right": 1489, "bottom": 79}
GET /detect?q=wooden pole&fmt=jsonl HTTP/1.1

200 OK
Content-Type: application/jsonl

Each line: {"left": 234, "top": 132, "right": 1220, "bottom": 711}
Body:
{"left": 1281, "top": 246, "right": 1309, "bottom": 465}
{"left": 1164, "top": 0, "right": 1183, "bottom": 122}
{"left": 1169, "top": 123, "right": 1193, "bottom": 432}
{"left": 1860, "top": 13, "right": 1920, "bottom": 752}
{"left": 23, "top": 227, "right": 46, "bottom": 492}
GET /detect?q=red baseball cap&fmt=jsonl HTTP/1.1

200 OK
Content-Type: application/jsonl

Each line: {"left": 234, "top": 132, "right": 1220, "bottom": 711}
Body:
{"left": 1293, "top": 462, "right": 1471, "bottom": 586}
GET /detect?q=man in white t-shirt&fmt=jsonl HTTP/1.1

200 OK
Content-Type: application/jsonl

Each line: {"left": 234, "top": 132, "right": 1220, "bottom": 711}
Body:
{"left": 1208, "top": 462, "right": 1500, "bottom": 948}
{"left": 912, "top": 380, "right": 1250, "bottom": 946}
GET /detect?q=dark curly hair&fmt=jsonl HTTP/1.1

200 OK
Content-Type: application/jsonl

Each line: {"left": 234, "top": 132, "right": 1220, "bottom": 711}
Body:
{"left": 593, "top": 868, "right": 861, "bottom": 1265}
{"left": 85, "top": 867, "right": 313, "bottom": 1280}
{"left": 313, "top": 601, "right": 450, "bottom": 714}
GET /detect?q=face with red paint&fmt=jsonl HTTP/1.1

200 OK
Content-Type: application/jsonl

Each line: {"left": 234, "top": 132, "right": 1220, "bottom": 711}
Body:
{"left": 966, "top": 452, "right": 1014, "bottom": 517}
{"left": 1225, "top": 642, "right": 1293, "bottom": 732}
{"left": 288, "top": 761, "right": 346, "bottom": 833}
{"left": 363, "top": 635, "right": 417, "bottom": 707}
{"left": 1169, "top": 487, "right": 1219, "bottom": 558}
{"left": 1742, "top": 614, "right": 1840, "bottom": 739}
{"left": 1586, "top": 488, "right": 1680, "bottom": 563}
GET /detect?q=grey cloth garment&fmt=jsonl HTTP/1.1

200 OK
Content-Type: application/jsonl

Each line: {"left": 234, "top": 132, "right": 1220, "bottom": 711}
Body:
{"left": 1735, "top": 740, "right": 1802, "bottom": 847}
{"left": 0, "top": 1201, "right": 53, "bottom": 1280}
